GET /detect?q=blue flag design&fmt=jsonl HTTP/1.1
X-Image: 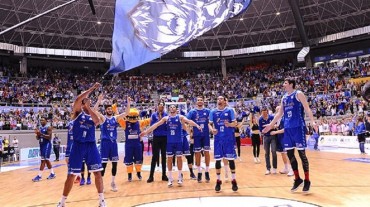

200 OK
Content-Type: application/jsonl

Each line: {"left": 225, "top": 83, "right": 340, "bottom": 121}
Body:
{"left": 108, "top": 0, "right": 252, "bottom": 74}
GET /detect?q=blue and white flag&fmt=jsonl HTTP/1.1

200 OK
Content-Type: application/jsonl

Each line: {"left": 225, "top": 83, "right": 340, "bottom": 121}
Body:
{"left": 108, "top": 0, "right": 252, "bottom": 74}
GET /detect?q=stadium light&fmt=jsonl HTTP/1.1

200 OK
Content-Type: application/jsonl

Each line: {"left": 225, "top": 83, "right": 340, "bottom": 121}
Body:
{"left": 276, "top": 12, "right": 281, "bottom": 15}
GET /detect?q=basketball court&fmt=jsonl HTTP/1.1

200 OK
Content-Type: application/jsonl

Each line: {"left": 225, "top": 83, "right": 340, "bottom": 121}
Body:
{"left": 1, "top": 145, "right": 370, "bottom": 207}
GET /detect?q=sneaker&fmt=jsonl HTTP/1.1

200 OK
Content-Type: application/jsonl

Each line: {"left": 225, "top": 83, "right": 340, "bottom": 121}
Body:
{"left": 162, "top": 175, "right": 169, "bottom": 181}
{"left": 238, "top": 157, "right": 242, "bottom": 161}
{"left": 291, "top": 178, "right": 303, "bottom": 192}
{"left": 265, "top": 170, "right": 270, "bottom": 175}
{"left": 205, "top": 172, "right": 210, "bottom": 183}
{"left": 168, "top": 179, "right": 173, "bottom": 187}
{"left": 287, "top": 170, "right": 294, "bottom": 177}
{"left": 111, "top": 182, "right": 118, "bottom": 192}
{"left": 56, "top": 202, "right": 65, "bottom": 207}
{"left": 190, "top": 173, "right": 196, "bottom": 180}
{"left": 147, "top": 177, "right": 154, "bottom": 183}
{"left": 279, "top": 169, "right": 288, "bottom": 174}
{"left": 215, "top": 179, "right": 222, "bottom": 192}
{"left": 47, "top": 173, "right": 56, "bottom": 180}
{"left": 231, "top": 179, "right": 238, "bottom": 192}
{"left": 197, "top": 173, "right": 202, "bottom": 183}
{"left": 99, "top": 200, "right": 107, "bottom": 207}
{"left": 74, "top": 176, "right": 80, "bottom": 184}
{"left": 254, "top": 157, "right": 258, "bottom": 163}
{"left": 86, "top": 177, "right": 91, "bottom": 185}
{"left": 128, "top": 173, "right": 132, "bottom": 182}
{"left": 32, "top": 175, "right": 42, "bottom": 182}
{"left": 137, "top": 172, "right": 142, "bottom": 181}
{"left": 177, "top": 179, "right": 183, "bottom": 186}
{"left": 271, "top": 168, "right": 277, "bottom": 174}
{"left": 80, "top": 178, "right": 85, "bottom": 186}
{"left": 257, "top": 157, "right": 261, "bottom": 163}
{"left": 302, "top": 180, "right": 311, "bottom": 193}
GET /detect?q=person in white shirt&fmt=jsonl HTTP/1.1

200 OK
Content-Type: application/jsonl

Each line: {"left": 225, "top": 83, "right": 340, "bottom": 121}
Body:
{"left": 12, "top": 137, "right": 19, "bottom": 148}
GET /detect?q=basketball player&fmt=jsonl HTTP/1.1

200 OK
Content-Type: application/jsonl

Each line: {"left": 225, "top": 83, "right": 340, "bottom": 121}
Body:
{"left": 94, "top": 94, "right": 131, "bottom": 191}
{"left": 64, "top": 120, "right": 82, "bottom": 184}
{"left": 270, "top": 106, "right": 293, "bottom": 176}
{"left": 187, "top": 96, "right": 211, "bottom": 183}
{"left": 140, "top": 104, "right": 202, "bottom": 187}
{"left": 209, "top": 96, "right": 238, "bottom": 192}
{"left": 32, "top": 117, "right": 55, "bottom": 182}
{"left": 182, "top": 122, "right": 196, "bottom": 179}
{"left": 57, "top": 82, "right": 106, "bottom": 207}
{"left": 263, "top": 78, "right": 317, "bottom": 193}
{"left": 65, "top": 121, "right": 74, "bottom": 164}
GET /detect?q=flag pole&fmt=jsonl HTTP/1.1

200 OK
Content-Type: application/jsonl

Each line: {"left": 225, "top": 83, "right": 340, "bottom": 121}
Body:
{"left": 0, "top": 0, "right": 78, "bottom": 36}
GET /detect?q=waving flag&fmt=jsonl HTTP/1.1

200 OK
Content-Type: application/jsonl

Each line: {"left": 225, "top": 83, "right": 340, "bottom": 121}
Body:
{"left": 108, "top": 0, "right": 252, "bottom": 74}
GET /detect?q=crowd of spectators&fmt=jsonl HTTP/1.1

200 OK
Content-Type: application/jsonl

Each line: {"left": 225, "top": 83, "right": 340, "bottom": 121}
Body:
{"left": 0, "top": 58, "right": 369, "bottom": 131}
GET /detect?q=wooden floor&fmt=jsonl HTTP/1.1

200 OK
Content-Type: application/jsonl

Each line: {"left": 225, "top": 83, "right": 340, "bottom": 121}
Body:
{"left": 1, "top": 146, "right": 370, "bottom": 207}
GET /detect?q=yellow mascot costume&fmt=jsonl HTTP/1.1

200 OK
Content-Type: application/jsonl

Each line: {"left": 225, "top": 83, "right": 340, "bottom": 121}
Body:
{"left": 118, "top": 108, "right": 150, "bottom": 181}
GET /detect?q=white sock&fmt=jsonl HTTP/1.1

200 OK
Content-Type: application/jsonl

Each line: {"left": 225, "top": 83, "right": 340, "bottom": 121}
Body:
{"left": 38, "top": 170, "right": 43, "bottom": 177}
{"left": 98, "top": 193, "right": 104, "bottom": 203}
{"left": 285, "top": 164, "right": 289, "bottom": 171}
{"left": 60, "top": 196, "right": 67, "bottom": 205}
{"left": 205, "top": 166, "right": 209, "bottom": 172}
{"left": 50, "top": 168, "right": 54, "bottom": 174}
{"left": 217, "top": 174, "right": 221, "bottom": 180}
{"left": 231, "top": 173, "right": 236, "bottom": 180}
{"left": 197, "top": 166, "right": 202, "bottom": 173}
{"left": 168, "top": 171, "right": 173, "bottom": 180}
{"left": 112, "top": 176, "right": 116, "bottom": 183}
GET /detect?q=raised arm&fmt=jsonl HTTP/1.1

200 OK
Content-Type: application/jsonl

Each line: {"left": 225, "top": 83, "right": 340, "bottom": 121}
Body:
{"left": 93, "top": 93, "right": 106, "bottom": 124}
{"left": 72, "top": 82, "right": 100, "bottom": 119}
{"left": 83, "top": 99, "right": 101, "bottom": 126}
{"left": 93, "top": 93, "right": 104, "bottom": 111}
{"left": 115, "top": 97, "right": 131, "bottom": 120}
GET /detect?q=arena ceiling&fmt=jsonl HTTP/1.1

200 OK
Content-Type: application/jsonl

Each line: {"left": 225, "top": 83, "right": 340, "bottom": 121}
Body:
{"left": 0, "top": 0, "right": 369, "bottom": 53}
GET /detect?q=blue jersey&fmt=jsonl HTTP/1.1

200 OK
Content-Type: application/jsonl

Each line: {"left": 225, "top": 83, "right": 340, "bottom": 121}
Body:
{"left": 100, "top": 116, "right": 118, "bottom": 140}
{"left": 67, "top": 121, "right": 74, "bottom": 144}
{"left": 209, "top": 107, "right": 235, "bottom": 139}
{"left": 187, "top": 108, "right": 210, "bottom": 137}
{"left": 73, "top": 112, "right": 96, "bottom": 143}
{"left": 282, "top": 90, "right": 305, "bottom": 128}
{"left": 182, "top": 129, "right": 188, "bottom": 138}
{"left": 125, "top": 121, "right": 141, "bottom": 143}
{"left": 166, "top": 115, "right": 182, "bottom": 143}
{"left": 151, "top": 111, "right": 168, "bottom": 136}
{"left": 259, "top": 115, "right": 274, "bottom": 136}
{"left": 39, "top": 125, "right": 51, "bottom": 145}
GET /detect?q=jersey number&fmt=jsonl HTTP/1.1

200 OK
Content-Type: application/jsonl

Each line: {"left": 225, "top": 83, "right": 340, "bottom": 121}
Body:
{"left": 171, "top": 130, "right": 175, "bottom": 135}
{"left": 83, "top": 131, "right": 87, "bottom": 138}
{"left": 220, "top": 126, "right": 224, "bottom": 132}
